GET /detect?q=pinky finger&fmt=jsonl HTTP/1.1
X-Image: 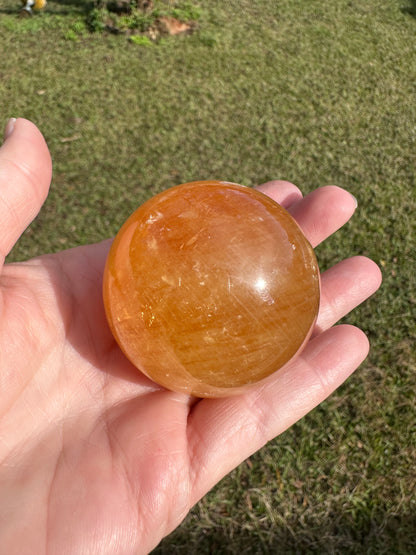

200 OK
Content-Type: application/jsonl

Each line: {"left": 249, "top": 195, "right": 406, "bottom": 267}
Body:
{"left": 188, "top": 325, "right": 369, "bottom": 502}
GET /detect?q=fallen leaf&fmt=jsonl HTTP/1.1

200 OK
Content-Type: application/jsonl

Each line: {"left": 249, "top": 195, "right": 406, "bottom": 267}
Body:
{"left": 60, "top": 134, "right": 81, "bottom": 143}
{"left": 157, "top": 16, "right": 192, "bottom": 36}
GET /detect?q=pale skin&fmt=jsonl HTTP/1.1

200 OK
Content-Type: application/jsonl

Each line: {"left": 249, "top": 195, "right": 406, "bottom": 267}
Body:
{"left": 0, "top": 119, "right": 382, "bottom": 554}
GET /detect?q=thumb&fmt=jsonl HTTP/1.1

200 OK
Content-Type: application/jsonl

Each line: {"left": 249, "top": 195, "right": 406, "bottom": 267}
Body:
{"left": 0, "top": 118, "right": 52, "bottom": 263}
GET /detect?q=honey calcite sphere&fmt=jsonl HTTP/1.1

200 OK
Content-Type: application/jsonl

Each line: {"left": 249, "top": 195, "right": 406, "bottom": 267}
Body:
{"left": 103, "top": 181, "right": 320, "bottom": 397}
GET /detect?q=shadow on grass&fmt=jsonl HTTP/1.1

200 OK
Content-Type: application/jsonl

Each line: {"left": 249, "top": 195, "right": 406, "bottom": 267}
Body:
{"left": 153, "top": 513, "right": 416, "bottom": 553}
{"left": 402, "top": 0, "right": 416, "bottom": 17}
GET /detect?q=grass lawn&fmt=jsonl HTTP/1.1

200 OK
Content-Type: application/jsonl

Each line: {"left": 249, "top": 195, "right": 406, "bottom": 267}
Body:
{"left": 1, "top": 0, "right": 416, "bottom": 551}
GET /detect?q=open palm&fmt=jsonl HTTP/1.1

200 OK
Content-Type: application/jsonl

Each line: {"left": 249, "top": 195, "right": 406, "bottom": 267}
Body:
{"left": 0, "top": 120, "right": 381, "bottom": 554}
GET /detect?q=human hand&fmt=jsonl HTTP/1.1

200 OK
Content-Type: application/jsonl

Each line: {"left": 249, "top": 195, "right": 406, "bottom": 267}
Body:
{"left": 0, "top": 119, "right": 381, "bottom": 554}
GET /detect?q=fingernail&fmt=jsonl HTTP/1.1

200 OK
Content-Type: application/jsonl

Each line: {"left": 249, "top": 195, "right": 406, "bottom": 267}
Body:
{"left": 4, "top": 118, "right": 16, "bottom": 140}
{"left": 350, "top": 193, "right": 358, "bottom": 208}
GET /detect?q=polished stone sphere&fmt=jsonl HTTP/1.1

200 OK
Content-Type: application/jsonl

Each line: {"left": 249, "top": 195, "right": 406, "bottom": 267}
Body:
{"left": 103, "top": 181, "right": 320, "bottom": 397}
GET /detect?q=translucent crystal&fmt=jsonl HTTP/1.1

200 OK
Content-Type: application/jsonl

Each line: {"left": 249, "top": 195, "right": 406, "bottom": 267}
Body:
{"left": 103, "top": 181, "right": 320, "bottom": 397}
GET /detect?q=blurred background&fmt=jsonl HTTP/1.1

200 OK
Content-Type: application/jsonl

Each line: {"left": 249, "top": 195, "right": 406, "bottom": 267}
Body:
{"left": 1, "top": 0, "right": 415, "bottom": 552}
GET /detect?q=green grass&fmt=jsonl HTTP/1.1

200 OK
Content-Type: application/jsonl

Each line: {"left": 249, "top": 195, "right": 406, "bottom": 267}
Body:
{"left": 1, "top": 0, "right": 416, "bottom": 551}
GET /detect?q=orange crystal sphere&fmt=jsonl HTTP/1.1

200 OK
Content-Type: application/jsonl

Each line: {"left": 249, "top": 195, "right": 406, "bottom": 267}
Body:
{"left": 103, "top": 181, "right": 320, "bottom": 397}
